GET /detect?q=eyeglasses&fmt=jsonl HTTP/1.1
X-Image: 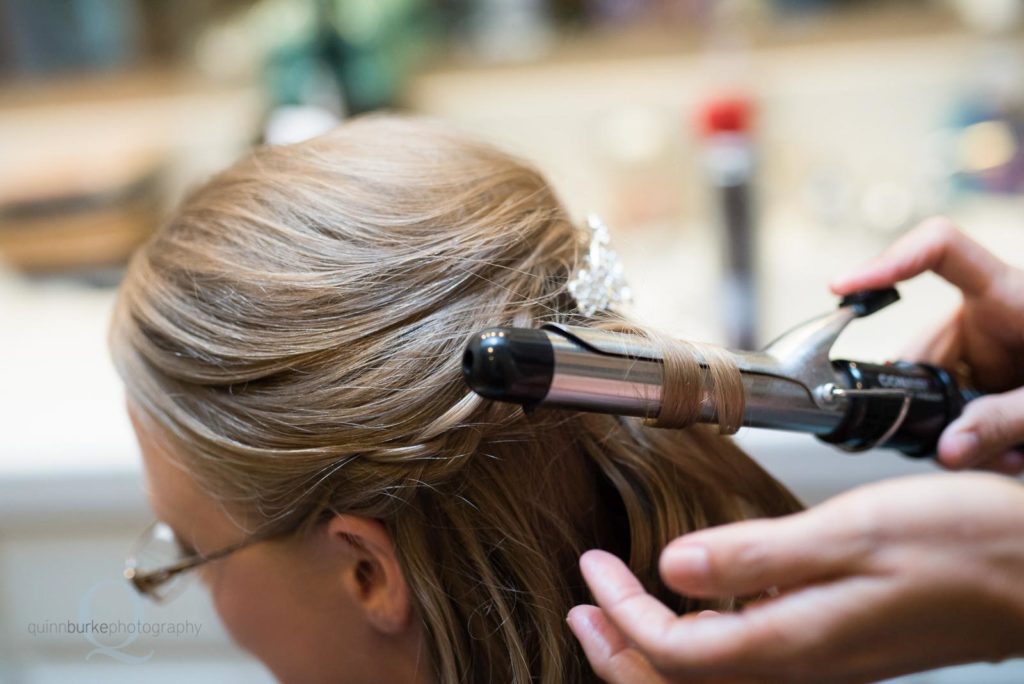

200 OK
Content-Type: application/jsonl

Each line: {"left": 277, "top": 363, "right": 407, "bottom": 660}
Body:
{"left": 123, "top": 521, "right": 274, "bottom": 603}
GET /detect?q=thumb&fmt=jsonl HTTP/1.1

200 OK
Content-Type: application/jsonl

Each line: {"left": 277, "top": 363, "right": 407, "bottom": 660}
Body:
{"left": 659, "top": 510, "right": 865, "bottom": 599}
{"left": 567, "top": 605, "right": 669, "bottom": 684}
{"left": 938, "top": 386, "right": 1024, "bottom": 470}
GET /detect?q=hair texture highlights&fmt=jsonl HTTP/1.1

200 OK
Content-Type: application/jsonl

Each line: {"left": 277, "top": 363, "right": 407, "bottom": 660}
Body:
{"left": 110, "top": 115, "right": 801, "bottom": 683}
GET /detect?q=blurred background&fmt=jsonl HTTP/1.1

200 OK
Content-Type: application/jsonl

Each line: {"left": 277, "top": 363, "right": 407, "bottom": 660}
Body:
{"left": 1, "top": 0, "right": 1023, "bottom": 681}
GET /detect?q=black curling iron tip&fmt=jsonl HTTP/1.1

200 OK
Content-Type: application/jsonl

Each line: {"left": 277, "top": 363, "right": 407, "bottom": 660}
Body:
{"left": 462, "top": 327, "right": 555, "bottom": 405}
{"left": 462, "top": 330, "right": 516, "bottom": 399}
{"left": 840, "top": 287, "right": 900, "bottom": 317}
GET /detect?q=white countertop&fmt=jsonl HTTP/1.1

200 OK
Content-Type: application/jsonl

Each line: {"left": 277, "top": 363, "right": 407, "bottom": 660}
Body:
{"left": 0, "top": 272, "right": 138, "bottom": 478}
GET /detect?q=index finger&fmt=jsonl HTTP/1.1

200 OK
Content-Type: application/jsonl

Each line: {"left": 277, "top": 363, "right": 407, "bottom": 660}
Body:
{"left": 579, "top": 550, "right": 779, "bottom": 674}
{"left": 579, "top": 550, "right": 682, "bottom": 656}
{"left": 829, "top": 218, "right": 1006, "bottom": 297}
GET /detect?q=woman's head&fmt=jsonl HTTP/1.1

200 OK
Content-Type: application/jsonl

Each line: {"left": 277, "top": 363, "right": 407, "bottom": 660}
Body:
{"left": 111, "top": 115, "right": 799, "bottom": 683}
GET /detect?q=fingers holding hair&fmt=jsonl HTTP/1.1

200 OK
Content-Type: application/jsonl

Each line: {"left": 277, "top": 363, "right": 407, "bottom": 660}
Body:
{"left": 576, "top": 549, "right": 824, "bottom": 676}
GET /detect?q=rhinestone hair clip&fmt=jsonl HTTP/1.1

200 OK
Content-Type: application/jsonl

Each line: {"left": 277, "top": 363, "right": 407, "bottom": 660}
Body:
{"left": 567, "top": 214, "right": 632, "bottom": 316}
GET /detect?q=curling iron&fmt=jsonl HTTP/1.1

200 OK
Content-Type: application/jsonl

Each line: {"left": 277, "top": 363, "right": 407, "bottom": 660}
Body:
{"left": 462, "top": 288, "right": 980, "bottom": 458}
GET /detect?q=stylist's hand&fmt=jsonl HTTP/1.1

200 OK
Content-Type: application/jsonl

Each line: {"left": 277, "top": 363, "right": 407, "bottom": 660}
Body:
{"left": 829, "top": 218, "right": 1024, "bottom": 473}
{"left": 568, "top": 473, "right": 1024, "bottom": 684}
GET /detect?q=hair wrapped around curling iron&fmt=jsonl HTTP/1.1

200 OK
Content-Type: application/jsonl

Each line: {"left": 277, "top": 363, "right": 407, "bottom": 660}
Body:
{"left": 588, "top": 321, "right": 746, "bottom": 434}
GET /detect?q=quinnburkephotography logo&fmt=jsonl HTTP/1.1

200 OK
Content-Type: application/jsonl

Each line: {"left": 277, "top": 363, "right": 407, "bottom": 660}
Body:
{"left": 25, "top": 579, "right": 203, "bottom": 663}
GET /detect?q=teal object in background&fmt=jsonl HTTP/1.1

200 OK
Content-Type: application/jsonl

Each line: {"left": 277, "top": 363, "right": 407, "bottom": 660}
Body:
{"left": 0, "top": 0, "right": 142, "bottom": 77}
{"left": 263, "top": 0, "right": 438, "bottom": 116}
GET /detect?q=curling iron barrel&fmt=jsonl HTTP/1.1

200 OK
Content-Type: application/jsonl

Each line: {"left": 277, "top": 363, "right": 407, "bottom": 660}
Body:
{"left": 462, "top": 288, "right": 978, "bottom": 458}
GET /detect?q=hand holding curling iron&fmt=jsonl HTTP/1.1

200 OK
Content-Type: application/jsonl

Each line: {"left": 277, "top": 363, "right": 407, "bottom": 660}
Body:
{"left": 464, "top": 221, "right": 1021, "bottom": 459}
{"left": 830, "top": 218, "right": 1024, "bottom": 473}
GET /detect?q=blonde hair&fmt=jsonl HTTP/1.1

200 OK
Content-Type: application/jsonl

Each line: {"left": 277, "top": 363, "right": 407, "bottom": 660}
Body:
{"left": 110, "top": 115, "right": 801, "bottom": 683}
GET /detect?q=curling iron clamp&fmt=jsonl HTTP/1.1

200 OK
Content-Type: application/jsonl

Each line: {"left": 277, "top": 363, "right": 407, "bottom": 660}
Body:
{"left": 462, "top": 288, "right": 980, "bottom": 458}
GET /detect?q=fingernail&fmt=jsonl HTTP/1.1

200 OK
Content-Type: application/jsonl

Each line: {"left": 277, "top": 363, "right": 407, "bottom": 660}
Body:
{"left": 828, "top": 276, "right": 847, "bottom": 292}
{"left": 566, "top": 613, "right": 580, "bottom": 632}
{"left": 662, "top": 545, "right": 710, "bottom": 577}
{"left": 566, "top": 609, "right": 606, "bottom": 651}
{"left": 943, "top": 430, "right": 978, "bottom": 465}
{"left": 579, "top": 549, "right": 610, "bottom": 579}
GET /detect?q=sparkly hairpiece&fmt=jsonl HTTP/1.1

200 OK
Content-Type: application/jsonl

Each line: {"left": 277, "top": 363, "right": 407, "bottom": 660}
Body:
{"left": 567, "top": 214, "right": 632, "bottom": 316}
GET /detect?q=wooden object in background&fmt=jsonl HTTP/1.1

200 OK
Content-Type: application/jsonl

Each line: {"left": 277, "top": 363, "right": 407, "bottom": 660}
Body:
{"left": 0, "top": 68, "right": 264, "bottom": 274}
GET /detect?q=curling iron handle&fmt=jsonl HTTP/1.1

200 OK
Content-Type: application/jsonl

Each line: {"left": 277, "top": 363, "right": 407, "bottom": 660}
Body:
{"left": 819, "top": 360, "right": 976, "bottom": 458}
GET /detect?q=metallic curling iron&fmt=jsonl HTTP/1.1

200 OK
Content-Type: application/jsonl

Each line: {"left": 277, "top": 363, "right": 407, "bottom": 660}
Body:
{"left": 462, "top": 288, "right": 980, "bottom": 458}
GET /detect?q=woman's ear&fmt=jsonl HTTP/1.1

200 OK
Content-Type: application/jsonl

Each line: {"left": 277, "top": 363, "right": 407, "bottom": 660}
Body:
{"left": 326, "top": 515, "right": 413, "bottom": 635}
